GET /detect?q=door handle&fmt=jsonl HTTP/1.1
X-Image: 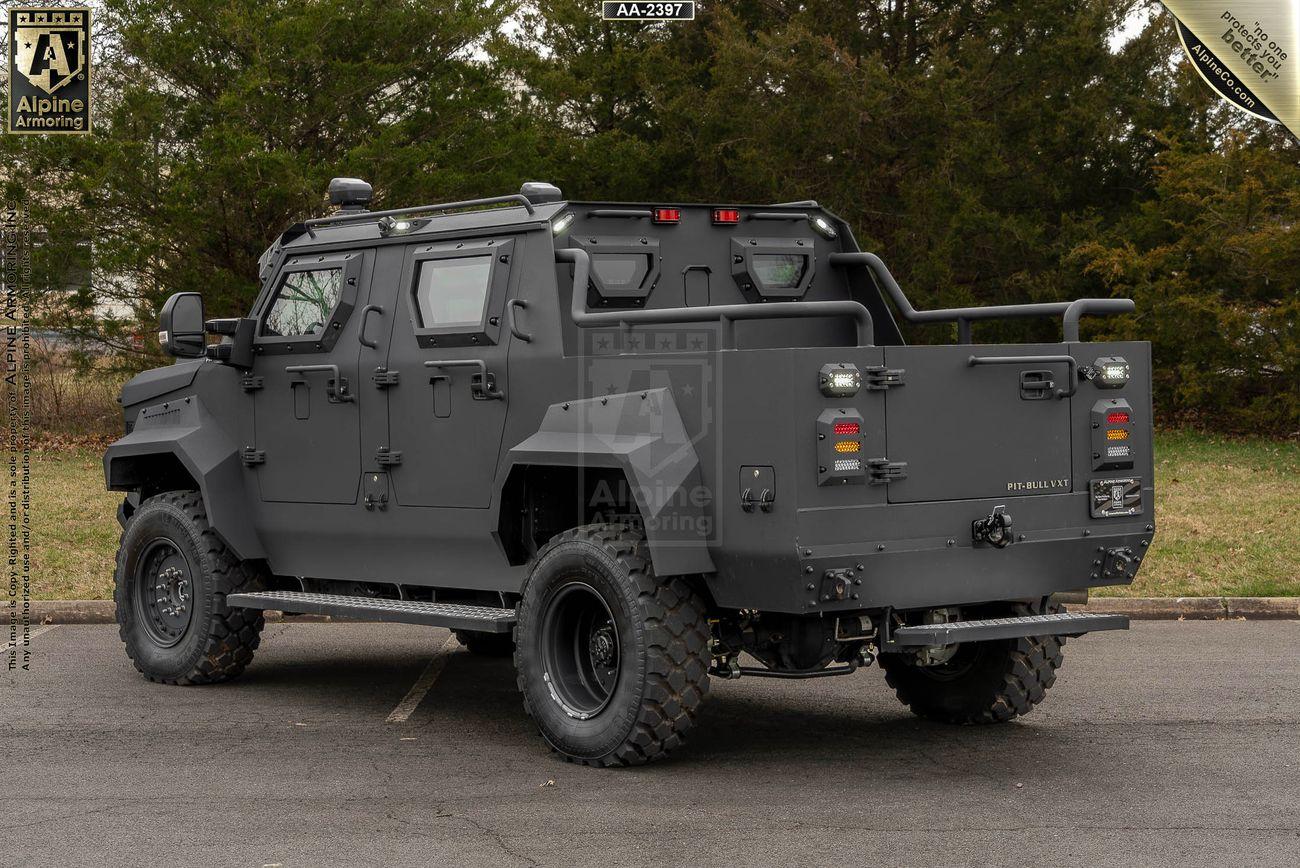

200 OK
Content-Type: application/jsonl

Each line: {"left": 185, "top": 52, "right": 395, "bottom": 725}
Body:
{"left": 358, "top": 304, "right": 383, "bottom": 348}
{"left": 967, "top": 354, "right": 1077, "bottom": 398}
{"left": 423, "top": 359, "right": 504, "bottom": 400}
{"left": 506, "top": 299, "right": 532, "bottom": 342}
{"left": 285, "top": 364, "right": 354, "bottom": 403}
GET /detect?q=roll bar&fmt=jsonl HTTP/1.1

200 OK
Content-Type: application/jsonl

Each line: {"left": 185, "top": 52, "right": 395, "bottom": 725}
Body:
{"left": 298, "top": 194, "right": 536, "bottom": 239}
{"left": 555, "top": 248, "right": 875, "bottom": 349}
{"left": 828, "top": 252, "right": 1134, "bottom": 343}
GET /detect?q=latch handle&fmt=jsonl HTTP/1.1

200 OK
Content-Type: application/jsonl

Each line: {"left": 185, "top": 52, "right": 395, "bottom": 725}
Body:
{"left": 285, "top": 364, "right": 354, "bottom": 403}
{"left": 423, "top": 359, "right": 504, "bottom": 400}
{"left": 968, "top": 354, "right": 1077, "bottom": 398}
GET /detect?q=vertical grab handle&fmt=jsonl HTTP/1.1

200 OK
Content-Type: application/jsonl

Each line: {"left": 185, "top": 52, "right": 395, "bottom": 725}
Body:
{"left": 357, "top": 304, "right": 383, "bottom": 349}
{"left": 506, "top": 299, "right": 532, "bottom": 342}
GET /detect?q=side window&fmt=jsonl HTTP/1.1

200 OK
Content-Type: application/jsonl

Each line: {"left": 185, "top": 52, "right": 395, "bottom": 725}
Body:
{"left": 413, "top": 256, "right": 492, "bottom": 329}
{"left": 263, "top": 268, "right": 344, "bottom": 337}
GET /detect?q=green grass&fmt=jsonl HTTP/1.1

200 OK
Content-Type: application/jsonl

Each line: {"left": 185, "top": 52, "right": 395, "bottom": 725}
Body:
{"left": 28, "top": 432, "right": 1300, "bottom": 600}
{"left": 1095, "top": 431, "right": 1299, "bottom": 598}
{"left": 32, "top": 448, "right": 123, "bottom": 601}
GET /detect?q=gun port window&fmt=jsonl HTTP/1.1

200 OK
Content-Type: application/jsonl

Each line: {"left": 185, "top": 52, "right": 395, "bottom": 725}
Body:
{"left": 751, "top": 254, "right": 807, "bottom": 292}
{"left": 263, "top": 268, "right": 343, "bottom": 337}
{"left": 591, "top": 253, "right": 651, "bottom": 289}
{"left": 414, "top": 256, "right": 493, "bottom": 329}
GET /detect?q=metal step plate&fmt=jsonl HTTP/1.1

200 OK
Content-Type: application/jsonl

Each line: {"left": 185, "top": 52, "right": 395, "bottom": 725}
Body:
{"left": 226, "top": 591, "right": 516, "bottom": 633}
{"left": 890, "top": 611, "right": 1128, "bottom": 646}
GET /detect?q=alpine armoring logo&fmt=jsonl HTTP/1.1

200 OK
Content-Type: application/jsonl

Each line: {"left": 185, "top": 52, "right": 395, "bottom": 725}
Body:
{"left": 7, "top": 7, "right": 92, "bottom": 134}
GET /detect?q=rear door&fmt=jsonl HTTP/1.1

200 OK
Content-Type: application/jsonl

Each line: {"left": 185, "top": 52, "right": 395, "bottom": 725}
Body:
{"left": 882, "top": 344, "right": 1074, "bottom": 503}
{"left": 381, "top": 235, "right": 518, "bottom": 507}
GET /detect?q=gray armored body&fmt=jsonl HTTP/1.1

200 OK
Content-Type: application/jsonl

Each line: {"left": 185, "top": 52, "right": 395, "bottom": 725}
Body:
{"left": 106, "top": 179, "right": 1153, "bottom": 765}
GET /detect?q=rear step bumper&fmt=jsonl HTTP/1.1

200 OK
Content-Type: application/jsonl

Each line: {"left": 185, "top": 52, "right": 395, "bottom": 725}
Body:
{"left": 889, "top": 611, "right": 1128, "bottom": 646}
{"left": 226, "top": 591, "right": 516, "bottom": 633}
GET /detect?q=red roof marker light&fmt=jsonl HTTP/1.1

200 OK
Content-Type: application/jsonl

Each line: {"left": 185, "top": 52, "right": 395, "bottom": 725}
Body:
{"left": 652, "top": 207, "right": 680, "bottom": 224}
{"left": 712, "top": 208, "right": 740, "bottom": 224}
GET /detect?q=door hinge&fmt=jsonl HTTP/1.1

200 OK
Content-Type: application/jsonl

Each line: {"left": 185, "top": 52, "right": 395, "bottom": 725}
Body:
{"left": 240, "top": 375, "right": 264, "bottom": 392}
{"left": 863, "top": 366, "right": 905, "bottom": 390}
{"left": 375, "top": 447, "right": 403, "bottom": 466}
{"left": 241, "top": 447, "right": 266, "bottom": 467}
{"left": 867, "top": 458, "right": 907, "bottom": 484}
{"left": 371, "top": 368, "right": 400, "bottom": 388}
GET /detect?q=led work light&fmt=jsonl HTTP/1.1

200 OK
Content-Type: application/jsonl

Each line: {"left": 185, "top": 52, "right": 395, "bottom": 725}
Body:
{"left": 819, "top": 363, "right": 861, "bottom": 397}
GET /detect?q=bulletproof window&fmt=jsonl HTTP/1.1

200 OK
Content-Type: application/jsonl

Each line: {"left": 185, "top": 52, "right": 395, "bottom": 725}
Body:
{"left": 263, "top": 268, "right": 343, "bottom": 337}
{"left": 413, "top": 256, "right": 493, "bottom": 329}
{"left": 591, "top": 253, "right": 651, "bottom": 289}
{"left": 751, "top": 254, "right": 807, "bottom": 293}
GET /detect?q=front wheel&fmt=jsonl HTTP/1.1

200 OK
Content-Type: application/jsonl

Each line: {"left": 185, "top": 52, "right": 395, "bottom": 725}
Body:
{"left": 514, "top": 524, "right": 711, "bottom": 766}
{"left": 114, "top": 491, "right": 266, "bottom": 684}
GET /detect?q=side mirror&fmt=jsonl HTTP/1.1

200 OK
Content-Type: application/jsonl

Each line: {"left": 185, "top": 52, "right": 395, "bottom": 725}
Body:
{"left": 158, "top": 292, "right": 206, "bottom": 358}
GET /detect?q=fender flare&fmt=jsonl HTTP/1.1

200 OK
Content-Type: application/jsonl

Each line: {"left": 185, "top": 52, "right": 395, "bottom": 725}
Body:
{"left": 103, "top": 396, "right": 265, "bottom": 560}
{"left": 497, "top": 387, "right": 716, "bottom": 577}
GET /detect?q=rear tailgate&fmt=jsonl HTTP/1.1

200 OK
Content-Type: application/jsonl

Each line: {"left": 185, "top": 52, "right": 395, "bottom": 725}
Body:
{"left": 882, "top": 344, "right": 1075, "bottom": 503}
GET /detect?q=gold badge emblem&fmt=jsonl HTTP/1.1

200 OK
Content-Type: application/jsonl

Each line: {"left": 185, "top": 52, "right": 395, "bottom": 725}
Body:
{"left": 7, "top": 7, "right": 92, "bottom": 134}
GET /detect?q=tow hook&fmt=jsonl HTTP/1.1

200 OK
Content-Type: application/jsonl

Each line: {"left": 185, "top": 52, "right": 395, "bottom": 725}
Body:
{"left": 972, "top": 506, "right": 1014, "bottom": 548}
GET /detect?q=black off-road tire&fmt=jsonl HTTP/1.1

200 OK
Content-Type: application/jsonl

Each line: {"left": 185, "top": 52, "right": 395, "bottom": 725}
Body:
{"left": 878, "top": 603, "right": 1065, "bottom": 724}
{"left": 454, "top": 629, "right": 515, "bottom": 657}
{"left": 114, "top": 490, "right": 267, "bottom": 685}
{"left": 514, "top": 524, "right": 711, "bottom": 766}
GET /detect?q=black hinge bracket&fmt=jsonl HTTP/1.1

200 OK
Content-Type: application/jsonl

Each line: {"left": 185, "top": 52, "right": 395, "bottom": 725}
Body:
{"left": 240, "top": 375, "right": 264, "bottom": 392}
{"left": 863, "top": 366, "right": 905, "bottom": 390}
{"left": 241, "top": 447, "right": 266, "bottom": 467}
{"left": 867, "top": 458, "right": 907, "bottom": 484}
{"left": 371, "top": 368, "right": 400, "bottom": 388}
{"left": 375, "top": 448, "right": 403, "bottom": 466}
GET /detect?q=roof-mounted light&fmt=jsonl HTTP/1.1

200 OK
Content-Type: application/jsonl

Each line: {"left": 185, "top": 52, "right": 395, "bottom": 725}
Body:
{"left": 551, "top": 212, "right": 575, "bottom": 236}
{"left": 378, "top": 215, "right": 424, "bottom": 236}
{"left": 652, "top": 207, "right": 680, "bottom": 224}
{"left": 808, "top": 214, "right": 837, "bottom": 240}
{"left": 712, "top": 208, "right": 740, "bottom": 224}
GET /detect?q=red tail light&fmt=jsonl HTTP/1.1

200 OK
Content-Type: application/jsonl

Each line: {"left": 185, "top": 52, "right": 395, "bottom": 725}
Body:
{"left": 652, "top": 207, "right": 680, "bottom": 224}
{"left": 1106, "top": 411, "right": 1130, "bottom": 424}
{"left": 712, "top": 208, "right": 740, "bottom": 224}
{"left": 833, "top": 421, "right": 860, "bottom": 436}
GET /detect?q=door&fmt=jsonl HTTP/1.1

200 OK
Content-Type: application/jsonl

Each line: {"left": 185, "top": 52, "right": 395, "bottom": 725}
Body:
{"left": 882, "top": 344, "right": 1075, "bottom": 503}
{"left": 382, "top": 236, "right": 518, "bottom": 507}
{"left": 252, "top": 250, "right": 371, "bottom": 503}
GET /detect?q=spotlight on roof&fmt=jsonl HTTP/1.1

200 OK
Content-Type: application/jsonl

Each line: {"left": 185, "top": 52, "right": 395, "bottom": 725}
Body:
{"left": 328, "top": 178, "right": 373, "bottom": 213}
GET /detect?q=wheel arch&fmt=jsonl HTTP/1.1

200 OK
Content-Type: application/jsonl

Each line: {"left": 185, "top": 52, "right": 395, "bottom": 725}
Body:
{"left": 104, "top": 397, "right": 265, "bottom": 560}
{"left": 494, "top": 388, "right": 716, "bottom": 578}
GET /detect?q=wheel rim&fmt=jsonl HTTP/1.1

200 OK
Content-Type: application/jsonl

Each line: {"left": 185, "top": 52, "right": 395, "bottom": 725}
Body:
{"left": 134, "top": 537, "right": 194, "bottom": 648}
{"left": 539, "top": 581, "right": 621, "bottom": 719}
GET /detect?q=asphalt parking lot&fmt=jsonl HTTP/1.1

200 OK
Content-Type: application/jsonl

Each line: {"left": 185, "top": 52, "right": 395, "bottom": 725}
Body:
{"left": 3, "top": 621, "right": 1298, "bottom": 867}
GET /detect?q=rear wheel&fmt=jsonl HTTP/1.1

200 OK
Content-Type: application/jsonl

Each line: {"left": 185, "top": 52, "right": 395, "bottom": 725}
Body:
{"left": 514, "top": 524, "right": 711, "bottom": 766}
{"left": 878, "top": 602, "right": 1065, "bottom": 724}
{"left": 114, "top": 490, "right": 266, "bottom": 685}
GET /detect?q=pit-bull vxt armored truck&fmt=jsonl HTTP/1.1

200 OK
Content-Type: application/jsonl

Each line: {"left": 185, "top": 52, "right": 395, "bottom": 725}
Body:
{"left": 107, "top": 179, "right": 1153, "bottom": 765}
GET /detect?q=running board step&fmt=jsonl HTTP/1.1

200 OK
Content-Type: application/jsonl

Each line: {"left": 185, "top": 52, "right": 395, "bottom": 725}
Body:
{"left": 890, "top": 612, "right": 1128, "bottom": 646}
{"left": 226, "top": 591, "right": 516, "bottom": 633}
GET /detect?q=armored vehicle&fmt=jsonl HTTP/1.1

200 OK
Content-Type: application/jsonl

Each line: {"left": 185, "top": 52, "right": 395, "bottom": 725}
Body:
{"left": 107, "top": 179, "right": 1153, "bottom": 765}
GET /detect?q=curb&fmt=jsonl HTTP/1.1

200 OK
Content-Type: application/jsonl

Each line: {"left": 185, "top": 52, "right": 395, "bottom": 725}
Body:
{"left": 1078, "top": 596, "right": 1300, "bottom": 620}
{"left": 18, "top": 597, "right": 1300, "bottom": 625}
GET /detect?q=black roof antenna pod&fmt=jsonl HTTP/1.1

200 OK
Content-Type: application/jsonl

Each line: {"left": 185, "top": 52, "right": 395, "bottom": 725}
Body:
{"left": 328, "top": 178, "right": 373, "bottom": 213}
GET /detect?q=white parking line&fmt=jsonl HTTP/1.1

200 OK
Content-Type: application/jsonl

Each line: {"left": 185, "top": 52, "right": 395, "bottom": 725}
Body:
{"left": 2, "top": 624, "right": 57, "bottom": 654}
{"left": 386, "top": 634, "right": 460, "bottom": 724}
